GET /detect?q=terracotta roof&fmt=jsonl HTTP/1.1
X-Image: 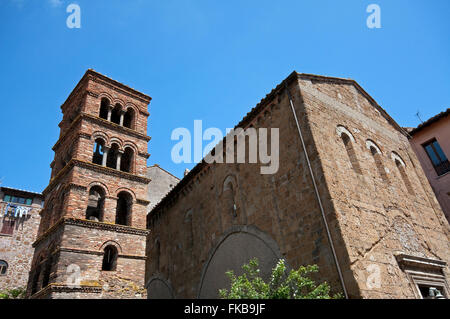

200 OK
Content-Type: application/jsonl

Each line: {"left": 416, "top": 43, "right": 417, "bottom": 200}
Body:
{"left": 409, "top": 108, "right": 450, "bottom": 136}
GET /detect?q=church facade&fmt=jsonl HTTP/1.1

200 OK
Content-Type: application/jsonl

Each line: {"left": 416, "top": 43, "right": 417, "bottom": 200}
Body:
{"left": 146, "top": 72, "right": 450, "bottom": 299}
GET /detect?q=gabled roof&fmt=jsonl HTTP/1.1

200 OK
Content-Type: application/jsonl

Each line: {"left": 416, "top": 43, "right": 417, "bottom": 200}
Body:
{"left": 409, "top": 108, "right": 450, "bottom": 136}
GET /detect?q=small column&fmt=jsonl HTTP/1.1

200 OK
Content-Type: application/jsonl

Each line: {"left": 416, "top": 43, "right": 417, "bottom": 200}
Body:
{"left": 116, "top": 151, "right": 123, "bottom": 170}
{"left": 119, "top": 110, "right": 126, "bottom": 126}
{"left": 102, "top": 147, "right": 110, "bottom": 167}
{"left": 107, "top": 106, "right": 113, "bottom": 122}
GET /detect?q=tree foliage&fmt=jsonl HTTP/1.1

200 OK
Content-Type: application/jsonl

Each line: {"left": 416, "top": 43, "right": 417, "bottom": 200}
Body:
{"left": 219, "top": 258, "right": 342, "bottom": 299}
{"left": 0, "top": 287, "right": 26, "bottom": 299}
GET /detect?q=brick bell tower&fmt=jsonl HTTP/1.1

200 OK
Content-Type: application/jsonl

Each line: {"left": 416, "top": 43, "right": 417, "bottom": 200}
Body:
{"left": 26, "top": 70, "right": 151, "bottom": 299}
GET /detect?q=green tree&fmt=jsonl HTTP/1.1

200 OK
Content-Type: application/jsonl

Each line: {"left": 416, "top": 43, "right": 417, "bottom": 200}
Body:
{"left": 219, "top": 258, "right": 342, "bottom": 299}
{"left": 0, "top": 287, "right": 26, "bottom": 299}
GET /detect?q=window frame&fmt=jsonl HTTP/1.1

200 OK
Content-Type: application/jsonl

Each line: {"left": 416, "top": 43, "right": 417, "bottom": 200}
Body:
{"left": 0, "top": 219, "right": 15, "bottom": 236}
{"left": 3, "top": 194, "right": 33, "bottom": 206}
{"left": 422, "top": 138, "right": 450, "bottom": 176}
{"left": 396, "top": 253, "right": 449, "bottom": 299}
{"left": 0, "top": 260, "right": 8, "bottom": 275}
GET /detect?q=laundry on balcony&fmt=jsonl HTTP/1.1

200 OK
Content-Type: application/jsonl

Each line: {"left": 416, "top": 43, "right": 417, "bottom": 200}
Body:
{"left": 2, "top": 203, "right": 31, "bottom": 218}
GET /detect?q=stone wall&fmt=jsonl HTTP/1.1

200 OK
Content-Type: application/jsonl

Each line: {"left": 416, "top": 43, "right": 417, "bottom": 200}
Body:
{"left": 296, "top": 75, "right": 450, "bottom": 298}
{"left": 0, "top": 196, "right": 42, "bottom": 291}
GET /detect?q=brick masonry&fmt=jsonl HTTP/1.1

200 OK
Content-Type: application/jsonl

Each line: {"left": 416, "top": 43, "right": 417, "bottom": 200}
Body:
{"left": 26, "top": 70, "right": 152, "bottom": 299}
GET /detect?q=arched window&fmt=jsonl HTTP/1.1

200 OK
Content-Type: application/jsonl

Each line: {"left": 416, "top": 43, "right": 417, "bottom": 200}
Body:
{"left": 123, "top": 108, "right": 134, "bottom": 129}
{"left": 120, "top": 147, "right": 134, "bottom": 173}
{"left": 340, "top": 131, "right": 362, "bottom": 175}
{"left": 367, "top": 141, "right": 389, "bottom": 183}
{"left": 92, "top": 138, "right": 105, "bottom": 165}
{"left": 106, "top": 143, "right": 120, "bottom": 169}
{"left": 394, "top": 157, "right": 414, "bottom": 195}
{"left": 0, "top": 260, "right": 8, "bottom": 275}
{"left": 102, "top": 245, "right": 118, "bottom": 271}
{"left": 99, "top": 98, "right": 110, "bottom": 120}
{"left": 85, "top": 186, "right": 105, "bottom": 222}
{"left": 115, "top": 191, "right": 133, "bottom": 226}
{"left": 111, "top": 104, "right": 122, "bottom": 125}
{"left": 223, "top": 177, "right": 238, "bottom": 219}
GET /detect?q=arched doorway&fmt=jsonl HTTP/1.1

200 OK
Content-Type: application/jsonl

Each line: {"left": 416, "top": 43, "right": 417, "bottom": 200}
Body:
{"left": 197, "top": 226, "right": 283, "bottom": 298}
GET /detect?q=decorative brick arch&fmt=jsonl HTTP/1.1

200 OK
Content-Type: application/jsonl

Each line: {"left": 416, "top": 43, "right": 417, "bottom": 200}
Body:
{"left": 112, "top": 99, "right": 126, "bottom": 110}
{"left": 92, "top": 131, "right": 109, "bottom": 145}
{"left": 366, "top": 139, "right": 382, "bottom": 154}
{"left": 391, "top": 151, "right": 406, "bottom": 167}
{"left": 87, "top": 181, "right": 110, "bottom": 196}
{"left": 123, "top": 141, "right": 138, "bottom": 153}
{"left": 99, "top": 240, "right": 122, "bottom": 254}
{"left": 336, "top": 125, "right": 356, "bottom": 142}
{"left": 124, "top": 103, "right": 138, "bottom": 113}
{"left": 114, "top": 187, "right": 136, "bottom": 201}
{"left": 108, "top": 137, "right": 124, "bottom": 150}
{"left": 98, "top": 93, "right": 113, "bottom": 103}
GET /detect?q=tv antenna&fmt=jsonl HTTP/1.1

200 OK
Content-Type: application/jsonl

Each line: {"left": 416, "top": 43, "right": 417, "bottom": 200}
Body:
{"left": 415, "top": 111, "right": 424, "bottom": 124}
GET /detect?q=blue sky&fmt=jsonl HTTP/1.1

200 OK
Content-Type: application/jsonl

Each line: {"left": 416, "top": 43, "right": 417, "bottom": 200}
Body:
{"left": 0, "top": 0, "right": 449, "bottom": 193}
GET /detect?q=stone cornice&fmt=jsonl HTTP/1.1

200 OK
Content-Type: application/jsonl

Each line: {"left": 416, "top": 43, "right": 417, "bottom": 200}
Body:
{"left": 33, "top": 217, "right": 149, "bottom": 247}
{"left": 83, "top": 113, "right": 151, "bottom": 141}
{"left": 59, "top": 247, "right": 147, "bottom": 260}
{"left": 43, "top": 159, "right": 150, "bottom": 196}
{"left": 63, "top": 218, "right": 149, "bottom": 236}
{"left": 53, "top": 113, "right": 151, "bottom": 151}
{"left": 396, "top": 253, "right": 447, "bottom": 271}
{"left": 31, "top": 283, "right": 103, "bottom": 299}
{"left": 138, "top": 151, "right": 151, "bottom": 159}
